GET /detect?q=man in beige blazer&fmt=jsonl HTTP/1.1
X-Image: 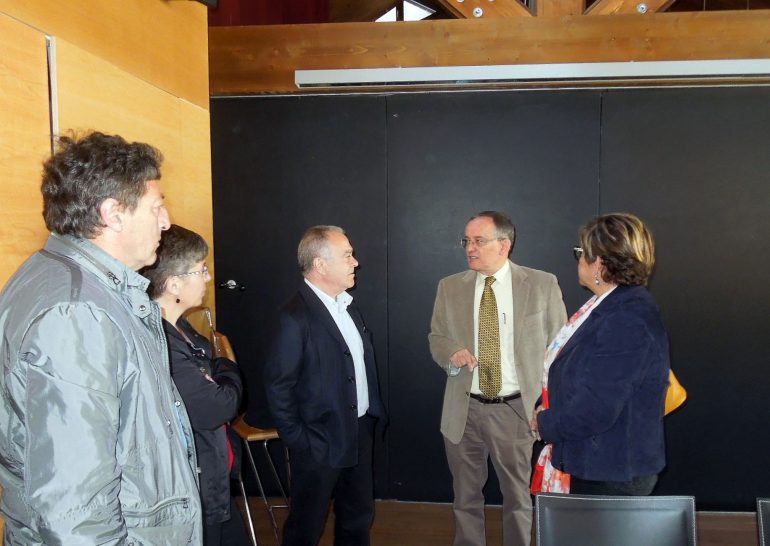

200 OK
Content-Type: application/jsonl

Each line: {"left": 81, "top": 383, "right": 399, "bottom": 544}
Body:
{"left": 429, "top": 211, "right": 566, "bottom": 546}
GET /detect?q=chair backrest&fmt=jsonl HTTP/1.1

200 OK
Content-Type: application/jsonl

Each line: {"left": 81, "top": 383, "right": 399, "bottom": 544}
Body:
{"left": 757, "top": 498, "right": 770, "bottom": 546}
{"left": 535, "top": 493, "right": 697, "bottom": 546}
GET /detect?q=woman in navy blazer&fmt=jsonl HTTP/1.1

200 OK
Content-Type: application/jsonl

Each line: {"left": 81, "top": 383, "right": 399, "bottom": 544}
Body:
{"left": 534, "top": 213, "right": 670, "bottom": 495}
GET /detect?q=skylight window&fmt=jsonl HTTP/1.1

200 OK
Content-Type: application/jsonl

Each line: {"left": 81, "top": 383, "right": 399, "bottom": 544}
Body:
{"left": 377, "top": 7, "right": 398, "bottom": 21}
{"left": 376, "top": 1, "right": 435, "bottom": 22}
{"left": 404, "top": 1, "right": 434, "bottom": 20}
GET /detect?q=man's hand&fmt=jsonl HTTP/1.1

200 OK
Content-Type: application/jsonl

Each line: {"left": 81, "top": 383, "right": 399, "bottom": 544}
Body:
{"left": 449, "top": 348, "right": 478, "bottom": 371}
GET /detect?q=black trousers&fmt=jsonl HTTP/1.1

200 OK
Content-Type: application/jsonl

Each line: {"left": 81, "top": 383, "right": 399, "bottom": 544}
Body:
{"left": 204, "top": 496, "right": 251, "bottom": 546}
{"left": 282, "top": 415, "right": 375, "bottom": 546}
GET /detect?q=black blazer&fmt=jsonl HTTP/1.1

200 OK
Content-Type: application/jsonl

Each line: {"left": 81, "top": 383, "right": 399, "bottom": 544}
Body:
{"left": 537, "top": 285, "right": 669, "bottom": 482}
{"left": 264, "top": 282, "right": 385, "bottom": 469}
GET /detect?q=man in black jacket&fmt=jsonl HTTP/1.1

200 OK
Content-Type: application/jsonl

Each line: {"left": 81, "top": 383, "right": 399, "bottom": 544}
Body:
{"left": 264, "top": 225, "right": 385, "bottom": 546}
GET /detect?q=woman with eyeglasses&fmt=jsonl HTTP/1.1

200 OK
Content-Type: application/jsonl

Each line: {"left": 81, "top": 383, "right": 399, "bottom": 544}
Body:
{"left": 142, "top": 224, "right": 250, "bottom": 545}
{"left": 531, "top": 213, "right": 670, "bottom": 496}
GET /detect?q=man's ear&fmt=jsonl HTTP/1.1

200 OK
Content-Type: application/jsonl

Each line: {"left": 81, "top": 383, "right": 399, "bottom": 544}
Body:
{"left": 99, "top": 198, "right": 125, "bottom": 232}
{"left": 499, "top": 239, "right": 512, "bottom": 257}
{"left": 313, "top": 256, "right": 326, "bottom": 274}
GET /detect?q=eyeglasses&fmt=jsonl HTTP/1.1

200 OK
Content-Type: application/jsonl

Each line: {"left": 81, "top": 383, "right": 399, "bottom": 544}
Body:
{"left": 175, "top": 264, "right": 209, "bottom": 278}
{"left": 460, "top": 237, "right": 502, "bottom": 249}
{"left": 572, "top": 247, "right": 584, "bottom": 261}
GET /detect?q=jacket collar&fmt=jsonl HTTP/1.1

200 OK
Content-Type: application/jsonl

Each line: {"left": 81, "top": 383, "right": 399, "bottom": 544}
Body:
{"left": 44, "top": 233, "right": 154, "bottom": 318}
{"left": 460, "top": 259, "right": 526, "bottom": 285}
{"left": 557, "top": 285, "right": 643, "bottom": 354}
{"left": 298, "top": 281, "right": 349, "bottom": 347}
{"left": 456, "top": 260, "right": 531, "bottom": 347}
{"left": 586, "top": 284, "right": 642, "bottom": 318}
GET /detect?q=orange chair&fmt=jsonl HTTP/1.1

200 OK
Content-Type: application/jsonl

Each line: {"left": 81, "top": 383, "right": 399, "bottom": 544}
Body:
{"left": 232, "top": 415, "right": 289, "bottom": 546}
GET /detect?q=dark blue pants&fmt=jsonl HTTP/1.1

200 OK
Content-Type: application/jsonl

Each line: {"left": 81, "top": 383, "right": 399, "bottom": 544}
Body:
{"left": 282, "top": 415, "right": 375, "bottom": 546}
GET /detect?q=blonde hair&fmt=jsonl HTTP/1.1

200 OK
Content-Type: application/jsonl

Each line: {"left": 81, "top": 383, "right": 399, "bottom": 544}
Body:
{"left": 579, "top": 212, "right": 655, "bottom": 286}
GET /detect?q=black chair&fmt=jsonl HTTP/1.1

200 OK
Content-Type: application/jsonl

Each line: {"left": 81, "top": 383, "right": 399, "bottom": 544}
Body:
{"left": 535, "top": 493, "right": 697, "bottom": 546}
{"left": 757, "top": 498, "right": 770, "bottom": 546}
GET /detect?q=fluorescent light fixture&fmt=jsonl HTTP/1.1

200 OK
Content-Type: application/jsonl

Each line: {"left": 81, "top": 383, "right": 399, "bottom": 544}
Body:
{"left": 295, "top": 59, "right": 770, "bottom": 88}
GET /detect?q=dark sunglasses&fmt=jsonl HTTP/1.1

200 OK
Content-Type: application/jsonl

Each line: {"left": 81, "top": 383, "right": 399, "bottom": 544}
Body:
{"left": 573, "top": 247, "right": 584, "bottom": 261}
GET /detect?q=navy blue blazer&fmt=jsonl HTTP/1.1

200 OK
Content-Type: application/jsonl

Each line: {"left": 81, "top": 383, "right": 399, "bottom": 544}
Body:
{"left": 537, "top": 285, "right": 669, "bottom": 482}
{"left": 264, "top": 282, "right": 385, "bottom": 469}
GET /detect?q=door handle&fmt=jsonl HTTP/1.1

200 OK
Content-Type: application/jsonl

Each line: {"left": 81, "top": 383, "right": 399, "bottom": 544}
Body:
{"left": 218, "top": 279, "right": 247, "bottom": 291}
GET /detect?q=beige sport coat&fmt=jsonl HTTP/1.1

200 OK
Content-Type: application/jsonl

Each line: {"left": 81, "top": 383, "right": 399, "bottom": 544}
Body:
{"left": 428, "top": 260, "right": 567, "bottom": 444}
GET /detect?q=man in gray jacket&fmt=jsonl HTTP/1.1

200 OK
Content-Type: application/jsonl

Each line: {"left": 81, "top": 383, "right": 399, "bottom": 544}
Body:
{"left": 0, "top": 132, "right": 203, "bottom": 545}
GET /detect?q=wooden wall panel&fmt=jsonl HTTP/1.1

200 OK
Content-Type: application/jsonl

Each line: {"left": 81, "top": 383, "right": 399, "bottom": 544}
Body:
{"left": 55, "top": 39, "right": 215, "bottom": 317}
{"left": 0, "top": 13, "right": 51, "bottom": 289}
{"left": 1, "top": 0, "right": 214, "bottom": 326}
{"left": 178, "top": 103, "right": 216, "bottom": 317}
{"left": 55, "top": 37, "right": 184, "bottom": 198}
{"left": 0, "top": 0, "right": 209, "bottom": 108}
{"left": 209, "top": 11, "right": 770, "bottom": 94}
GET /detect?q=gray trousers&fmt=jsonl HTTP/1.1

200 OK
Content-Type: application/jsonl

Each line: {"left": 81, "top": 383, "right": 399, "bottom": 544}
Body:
{"left": 444, "top": 396, "right": 535, "bottom": 546}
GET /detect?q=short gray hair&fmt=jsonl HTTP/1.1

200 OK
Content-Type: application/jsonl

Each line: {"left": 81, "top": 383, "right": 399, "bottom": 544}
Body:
{"left": 141, "top": 224, "right": 208, "bottom": 299}
{"left": 297, "top": 225, "right": 345, "bottom": 274}
{"left": 469, "top": 211, "right": 516, "bottom": 254}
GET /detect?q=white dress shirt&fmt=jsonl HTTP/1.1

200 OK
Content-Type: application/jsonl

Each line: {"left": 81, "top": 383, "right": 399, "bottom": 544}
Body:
{"left": 305, "top": 279, "right": 369, "bottom": 416}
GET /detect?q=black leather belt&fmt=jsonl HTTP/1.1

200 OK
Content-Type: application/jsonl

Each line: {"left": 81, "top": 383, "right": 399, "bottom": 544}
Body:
{"left": 469, "top": 392, "right": 521, "bottom": 404}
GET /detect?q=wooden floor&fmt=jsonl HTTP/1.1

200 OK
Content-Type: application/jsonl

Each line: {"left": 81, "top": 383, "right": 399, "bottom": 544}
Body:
{"left": 236, "top": 497, "right": 759, "bottom": 546}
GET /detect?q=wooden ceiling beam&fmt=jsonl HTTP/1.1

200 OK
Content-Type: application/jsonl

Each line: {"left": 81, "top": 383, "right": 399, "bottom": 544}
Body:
{"left": 209, "top": 11, "right": 770, "bottom": 94}
{"left": 536, "top": 0, "right": 585, "bottom": 16}
{"left": 585, "top": 0, "right": 674, "bottom": 15}
{"left": 432, "top": 0, "right": 467, "bottom": 17}
{"left": 435, "top": 0, "right": 533, "bottom": 17}
{"left": 329, "top": 0, "right": 400, "bottom": 22}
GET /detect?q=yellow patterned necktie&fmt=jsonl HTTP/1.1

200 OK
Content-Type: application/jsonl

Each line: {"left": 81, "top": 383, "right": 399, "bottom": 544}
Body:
{"left": 478, "top": 275, "right": 502, "bottom": 398}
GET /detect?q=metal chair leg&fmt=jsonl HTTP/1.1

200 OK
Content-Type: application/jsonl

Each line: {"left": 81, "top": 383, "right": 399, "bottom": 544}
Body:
{"left": 243, "top": 438, "right": 281, "bottom": 544}
{"left": 284, "top": 446, "right": 291, "bottom": 491}
{"left": 237, "top": 470, "right": 259, "bottom": 546}
{"left": 261, "top": 439, "right": 289, "bottom": 508}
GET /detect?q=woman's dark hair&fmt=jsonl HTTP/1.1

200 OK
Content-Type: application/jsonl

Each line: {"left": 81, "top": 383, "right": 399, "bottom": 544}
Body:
{"left": 42, "top": 131, "right": 163, "bottom": 238}
{"left": 579, "top": 212, "right": 656, "bottom": 286}
{"left": 142, "top": 224, "right": 209, "bottom": 299}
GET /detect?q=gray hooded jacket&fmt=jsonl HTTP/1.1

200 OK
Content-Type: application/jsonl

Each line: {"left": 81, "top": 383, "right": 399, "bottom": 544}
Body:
{"left": 0, "top": 234, "right": 202, "bottom": 545}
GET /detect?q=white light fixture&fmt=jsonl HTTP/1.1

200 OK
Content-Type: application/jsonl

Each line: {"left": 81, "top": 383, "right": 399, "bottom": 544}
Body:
{"left": 295, "top": 59, "right": 770, "bottom": 88}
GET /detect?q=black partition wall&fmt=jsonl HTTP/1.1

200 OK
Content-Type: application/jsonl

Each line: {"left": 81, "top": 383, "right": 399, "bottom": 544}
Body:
{"left": 210, "top": 87, "right": 770, "bottom": 510}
